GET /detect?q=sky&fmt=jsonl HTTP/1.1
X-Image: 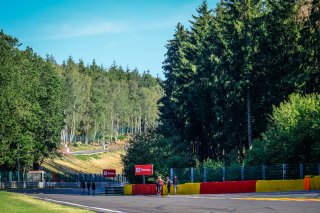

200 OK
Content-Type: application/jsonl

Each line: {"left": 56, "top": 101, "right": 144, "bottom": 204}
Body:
{"left": 0, "top": 0, "right": 218, "bottom": 79}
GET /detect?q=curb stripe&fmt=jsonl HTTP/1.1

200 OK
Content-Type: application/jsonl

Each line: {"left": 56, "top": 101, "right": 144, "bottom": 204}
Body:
{"left": 35, "top": 197, "right": 126, "bottom": 213}
{"left": 231, "top": 197, "right": 320, "bottom": 202}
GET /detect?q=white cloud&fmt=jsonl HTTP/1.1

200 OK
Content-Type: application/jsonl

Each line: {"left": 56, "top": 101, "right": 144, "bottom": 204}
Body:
{"left": 42, "top": 20, "right": 129, "bottom": 40}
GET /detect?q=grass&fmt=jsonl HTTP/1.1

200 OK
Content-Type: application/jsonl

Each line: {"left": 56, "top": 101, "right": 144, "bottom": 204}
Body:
{"left": 0, "top": 191, "right": 92, "bottom": 213}
{"left": 69, "top": 143, "right": 102, "bottom": 152}
{"left": 43, "top": 141, "right": 126, "bottom": 174}
{"left": 74, "top": 153, "right": 102, "bottom": 161}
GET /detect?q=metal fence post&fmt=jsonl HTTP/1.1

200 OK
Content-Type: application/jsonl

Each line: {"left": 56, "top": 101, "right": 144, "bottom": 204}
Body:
{"left": 241, "top": 166, "right": 244, "bottom": 181}
{"left": 191, "top": 167, "right": 194, "bottom": 183}
{"left": 8, "top": 171, "right": 12, "bottom": 182}
{"left": 170, "top": 168, "right": 173, "bottom": 180}
{"left": 204, "top": 167, "right": 207, "bottom": 182}
{"left": 300, "top": 163, "right": 303, "bottom": 179}
{"left": 282, "top": 164, "right": 286, "bottom": 180}
{"left": 262, "top": 165, "right": 266, "bottom": 180}
{"left": 222, "top": 167, "right": 225, "bottom": 181}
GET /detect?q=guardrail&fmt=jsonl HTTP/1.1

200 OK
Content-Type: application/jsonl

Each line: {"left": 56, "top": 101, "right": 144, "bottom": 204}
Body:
{"left": 0, "top": 171, "right": 127, "bottom": 183}
{"left": 0, "top": 181, "right": 120, "bottom": 189}
{"left": 124, "top": 176, "right": 320, "bottom": 195}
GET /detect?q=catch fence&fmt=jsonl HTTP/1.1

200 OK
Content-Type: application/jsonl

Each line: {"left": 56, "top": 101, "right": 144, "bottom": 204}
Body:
{"left": 170, "top": 162, "right": 320, "bottom": 184}
{"left": 0, "top": 171, "right": 127, "bottom": 183}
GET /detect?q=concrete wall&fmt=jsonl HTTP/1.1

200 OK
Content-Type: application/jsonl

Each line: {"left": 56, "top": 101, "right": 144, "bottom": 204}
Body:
{"left": 256, "top": 180, "right": 304, "bottom": 192}
{"left": 309, "top": 176, "right": 320, "bottom": 190}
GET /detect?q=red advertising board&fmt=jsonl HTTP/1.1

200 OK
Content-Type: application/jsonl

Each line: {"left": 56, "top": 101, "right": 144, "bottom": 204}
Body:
{"left": 103, "top": 169, "right": 116, "bottom": 177}
{"left": 135, "top": 164, "right": 153, "bottom": 176}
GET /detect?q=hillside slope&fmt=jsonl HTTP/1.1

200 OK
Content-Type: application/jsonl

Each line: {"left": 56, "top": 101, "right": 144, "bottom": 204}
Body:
{"left": 43, "top": 141, "right": 126, "bottom": 174}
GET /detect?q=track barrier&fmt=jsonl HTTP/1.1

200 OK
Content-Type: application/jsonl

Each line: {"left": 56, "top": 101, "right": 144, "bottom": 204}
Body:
{"left": 124, "top": 184, "right": 132, "bottom": 195}
{"left": 309, "top": 176, "right": 320, "bottom": 190}
{"left": 256, "top": 180, "right": 304, "bottom": 192}
{"left": 126, "top": 177, "right": 317, "bottom": 195}
{"left": 132, "top": 184, "right": 157, "bottom": 195}
{"left": 176, "top": 183, "right": 200, "bottom": 195}
{"left": 200, "top": 181, "right": 256, "bottom": 194}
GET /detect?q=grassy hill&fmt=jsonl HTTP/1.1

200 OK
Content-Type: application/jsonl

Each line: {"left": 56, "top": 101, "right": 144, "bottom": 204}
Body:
{"left": 43, "top": 140, "right": 126, "bottom": 174}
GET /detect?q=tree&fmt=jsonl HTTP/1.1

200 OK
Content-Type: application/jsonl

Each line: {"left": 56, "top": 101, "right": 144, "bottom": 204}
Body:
{"left": 247, "top": 93, "right": 320, "bottom": 165}
{"left": 121, "top": 131, "right": 194, "bottom": 183}
{"left": 0, "top": 31, "right": 65, "bottom": 170}
{"left": 298, "top": 0, "right": 320, "bottom": 93}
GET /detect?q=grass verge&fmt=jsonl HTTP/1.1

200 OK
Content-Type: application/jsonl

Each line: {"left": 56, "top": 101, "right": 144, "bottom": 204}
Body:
{"left": 0, "top": 191, "right": 92, "bottom": 213}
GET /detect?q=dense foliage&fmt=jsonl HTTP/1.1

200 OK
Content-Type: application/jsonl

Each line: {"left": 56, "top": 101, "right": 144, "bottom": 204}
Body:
{"left": 247, "top": 93, "right": 320, "bottom": 165}
{"left": 61, "top": 59, "right": 162, "bottom": 146}
{"left": 0, "top": 30, "right": 162, "bottom": 170}
{"left": 160, "top": 0, "right": 320, "bottom": 163}
{"left": 121, "top": 131, "right": 194, "bottom": 183}
{"left": 0, "top": 31, "right": 65, "bottom": 170}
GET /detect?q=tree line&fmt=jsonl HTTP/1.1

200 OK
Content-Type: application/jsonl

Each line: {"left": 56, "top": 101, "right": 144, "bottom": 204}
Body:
{"left": 161, "top": 0, "right": 319, "bottom": 164}
{"left": 122, "top": 0, "right": 320, "bottom": 182}
{"left": 123, "top": 0, "right": 320, "bottom": 182}
{"left": 0, "top": 30, "right": 162, "bottom": 170}
{"left": 61, "top": 58, "right": 162, "bottom": 146}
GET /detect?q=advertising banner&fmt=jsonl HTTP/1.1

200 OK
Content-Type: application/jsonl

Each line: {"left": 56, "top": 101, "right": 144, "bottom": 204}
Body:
{"left": 103, "top": 169, "right": 116, "bottom": 177}
{"left": 135, "top": 164, "right": 153, "bottom": 176}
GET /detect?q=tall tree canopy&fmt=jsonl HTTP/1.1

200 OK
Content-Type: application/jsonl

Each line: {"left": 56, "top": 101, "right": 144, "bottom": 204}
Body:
{"left": 0, "top": 31, "right": 65, "bottom": 170}
{"left": 160, "top": 0, "right": 320, "bottom": 164}
{"left": 0, "top": 30, "right": 162, "bottom": 171}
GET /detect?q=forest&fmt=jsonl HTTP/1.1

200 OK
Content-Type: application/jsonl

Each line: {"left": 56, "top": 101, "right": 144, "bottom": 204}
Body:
{"left": 1, "top": 0, "right": 320, "bottom": 178}
{"left": 123, "top": 0, "right": 320, "bottom": 182}
{"left": 0, "top": 30, "right": 162, "bottom": 170}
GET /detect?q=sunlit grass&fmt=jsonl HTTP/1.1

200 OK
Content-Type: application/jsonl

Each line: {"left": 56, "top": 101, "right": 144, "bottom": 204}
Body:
{"left": 74, "top": 153, "right": 102, "bottom": 161}
{"left": 0, "top": 191, "right": 92, "bottom": 213}
{"left": 69, "top": 143, "right": 102, "bottom": 152}
{"left": 43, "top": 148, "right": 125, "bottom": 174}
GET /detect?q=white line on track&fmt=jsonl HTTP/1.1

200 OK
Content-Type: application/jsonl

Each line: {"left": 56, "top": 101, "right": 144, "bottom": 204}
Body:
{"left": 34, "top": 197, "right": 126, "bottom": 213}
{"left": 185, "top": 195, "right": 231, "bottom": 200}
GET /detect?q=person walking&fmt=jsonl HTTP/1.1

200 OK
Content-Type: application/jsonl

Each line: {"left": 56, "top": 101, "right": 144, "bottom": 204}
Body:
{"left": 156, "top": 176, "right": 164, "bottom": 196}
{"left": 81, "top": 181, "right": 85, "bottom": 193}
{"left": 166, "top": 176, "right": 172, "bottom": 195}
{"left": 87, "top": 181, "right": 91, "bottom": 195}
{"left": 91, "top": 182, "right": 96, "bottom": 195}
{"left": 173, "top": 176, "right": 179, "bottom": 195}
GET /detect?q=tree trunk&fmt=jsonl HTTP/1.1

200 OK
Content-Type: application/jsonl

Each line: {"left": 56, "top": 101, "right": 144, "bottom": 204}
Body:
{"left": 247, "top": 87, "right": 252, "bottom": 149}
{"left": 93, "top": 121, "right": 97, "bottom": 144}
{"left": 85, "top": 127, "right": 89, "bottom": 144}
{"left": 70, "top": 106, "right": 76, "bottom": 143}
{"left": 111, "top": 113, "right": 114, "bottom": 142}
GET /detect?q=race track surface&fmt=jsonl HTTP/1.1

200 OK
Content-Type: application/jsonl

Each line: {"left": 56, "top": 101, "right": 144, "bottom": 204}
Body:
{"left": 9, "top": 188, "right": 320, "bottom": 213}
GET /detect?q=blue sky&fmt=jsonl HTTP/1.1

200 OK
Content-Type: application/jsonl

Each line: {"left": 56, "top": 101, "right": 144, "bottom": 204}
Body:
{"left": 1, "top": 0, "right": 218, "bottom": 78}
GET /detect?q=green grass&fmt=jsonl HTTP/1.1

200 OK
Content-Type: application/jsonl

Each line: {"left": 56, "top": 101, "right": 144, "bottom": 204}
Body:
{"left": 74, "top": 153, "right": 102, "bottom": 161}
{"left": 69, "top": 143, "right": 102, "bottom": 152}
{"left": 0, "top": 191, "right": 92, "bottom": 213}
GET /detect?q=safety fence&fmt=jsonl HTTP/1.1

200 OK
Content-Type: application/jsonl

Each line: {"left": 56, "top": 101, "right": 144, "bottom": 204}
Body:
{"left": 124, "top": 176, "right": 320, "bottom": 195}
{"left": 170, "top": 162, "right": 320, "bottom": 184}
{"left": 0, "top": 181, "right": 123, "bottom": 190}
{"left": 0, "top": 171, "right": 127, "bottom": 183}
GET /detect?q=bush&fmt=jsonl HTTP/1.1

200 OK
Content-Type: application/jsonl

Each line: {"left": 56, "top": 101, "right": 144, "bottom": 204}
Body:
{"left": 247, "top": 93, "right": 320, "bottom": 165}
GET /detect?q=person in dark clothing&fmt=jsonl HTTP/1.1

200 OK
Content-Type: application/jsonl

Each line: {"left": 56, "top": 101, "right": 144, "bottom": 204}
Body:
{"left": 166, "top": 176, "right": 172, "bottom": 195}
{"left": 81, "top": 181, "right": 85, "bottom": 192}
{"left": 91, "top": 182, "right": 96, "bottom": 195}
{"left": 87, "top": 181, "right": 91, "bottom": 194}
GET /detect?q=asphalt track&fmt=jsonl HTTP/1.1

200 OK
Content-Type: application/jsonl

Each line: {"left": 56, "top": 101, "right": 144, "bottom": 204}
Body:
{"left": 9, "top": 188, "right": 320, "bottom": 213}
